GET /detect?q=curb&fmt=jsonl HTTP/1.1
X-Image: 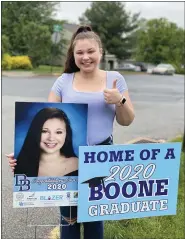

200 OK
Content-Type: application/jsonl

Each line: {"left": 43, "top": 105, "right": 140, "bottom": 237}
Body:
{"left": 125, "top": 137, "right": 166, "bottom": 144}
{"left": 2, "top": 71, "right": 61, "bottom": 77}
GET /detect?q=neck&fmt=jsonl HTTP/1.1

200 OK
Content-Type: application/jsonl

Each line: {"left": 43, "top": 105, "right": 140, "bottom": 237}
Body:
{"left": 40, "top": 151, "right": 62, "bottom": 163}
{"left": 79, "top": 68, "right": 100, "bottom": 80}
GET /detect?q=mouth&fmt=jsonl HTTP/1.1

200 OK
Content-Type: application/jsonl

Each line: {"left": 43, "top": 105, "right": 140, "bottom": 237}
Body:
{"left": 82, "top": 62, "right": 93, "bottom": 66}
{"left": 44, "top": 143, "right": 57, "bottom": 148}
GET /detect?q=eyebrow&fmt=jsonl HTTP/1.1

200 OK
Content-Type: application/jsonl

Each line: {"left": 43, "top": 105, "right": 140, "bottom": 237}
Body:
{"left": 76, "top": 48, "right": 95, "bottom": 51}
{"left": 42, "top": 128, "right": 65, "bottom": 130}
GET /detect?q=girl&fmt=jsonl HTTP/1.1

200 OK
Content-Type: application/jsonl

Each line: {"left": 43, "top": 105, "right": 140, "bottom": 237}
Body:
{"left": 8, "top": 25, "right": 135, "bottom": 239}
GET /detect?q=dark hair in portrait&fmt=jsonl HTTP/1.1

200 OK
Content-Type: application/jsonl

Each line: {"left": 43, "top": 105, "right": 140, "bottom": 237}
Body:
{"left": 14, "top": 107, "right": 76, "bottom": 177}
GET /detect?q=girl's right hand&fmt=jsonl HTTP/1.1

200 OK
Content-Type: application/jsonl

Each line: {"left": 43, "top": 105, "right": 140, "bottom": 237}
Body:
{"left": 6, "top": 153, "right": 17, "bottom": 172}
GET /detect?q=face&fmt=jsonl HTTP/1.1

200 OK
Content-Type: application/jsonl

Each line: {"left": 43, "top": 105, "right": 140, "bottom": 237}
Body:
{"left": 74, "top": 39, "right": 102, "bottom": 73}
{"left": 40, "top": 118, "right": 67, "bottom": 154}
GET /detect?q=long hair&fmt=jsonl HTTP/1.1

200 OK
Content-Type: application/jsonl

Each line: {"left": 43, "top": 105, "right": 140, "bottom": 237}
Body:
{"left": 14, "top": 108, "right": 76, "bottom": 177}
{"left": 63, "top": 25, "right": 103, "bottom": 73}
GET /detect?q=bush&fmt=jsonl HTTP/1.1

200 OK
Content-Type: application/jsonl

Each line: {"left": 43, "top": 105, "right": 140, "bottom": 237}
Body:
{"left": 2, "top": 54, "right": 33, "bottom": 70}
{"left": 176, "top": 67, "right": 185, "bottom": 75}
{"left": 11, "top": 56, "right": 33, "bottom": 70}
{"left": 2, "top": 53, "right": 12, "bottom": 70}
{"left": 171, "top": 63, "right": 185, "bottom": 75}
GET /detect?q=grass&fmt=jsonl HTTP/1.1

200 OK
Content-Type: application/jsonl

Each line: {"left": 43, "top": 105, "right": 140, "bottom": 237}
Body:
{"left": 3, "top": 65, "right": 146, "bottom": 75}
{"left": 118, "top": 70, "right": 146, "bottom": 75}
{"left": 104, "top": 135, "right": 184, "bottom": 239}
{"left": 32, "top": 65, "right": 63, "bottom": 74}
{"left": 49, "top": 135, "right": 184, "bottom": 239}
{"left": 3, "top": 65, "right": 63, "bottom": 75}
{"left": 32, "top": 67, "right": 145, "bottom": 75}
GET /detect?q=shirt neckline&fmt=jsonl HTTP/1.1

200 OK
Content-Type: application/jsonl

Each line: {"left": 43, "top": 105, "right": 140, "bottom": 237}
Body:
{"left": 71, "top": 71, "right": 108, "bottom": 94}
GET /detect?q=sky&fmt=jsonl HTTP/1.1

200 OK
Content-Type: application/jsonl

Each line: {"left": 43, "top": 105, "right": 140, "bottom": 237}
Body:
{"left": 55, "top": 1, "right": 184, "bottom": 28}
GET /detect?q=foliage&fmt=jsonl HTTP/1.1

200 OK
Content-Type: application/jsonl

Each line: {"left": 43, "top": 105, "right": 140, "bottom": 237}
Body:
{"left": 2, "top": 54, "right": 33, "bottom": 70}
{"left": 21, "top": 22, "right": 51, "bottom": 67}
{"left": 11, "top": 56, "right": 33, "bottom": 70}
{"left": 104, "top": 138, "right": 184, "bottom": 239}
{"left": 2, "top": 2, "right": 66, "bottom": 67}
{"left": 2, "top": 54, "right": 12, "bottom": 70}
{"left": 32, "top": 65, "right": 63, "bottom": 74}
{"left": 79, "top": 2, "right": 140, "bottom": 62}
{"left": 133, "top": 18, "right": 184, "bottom": 70}
{"left": 2, "top": 35, "right": 10, "bottom": 54}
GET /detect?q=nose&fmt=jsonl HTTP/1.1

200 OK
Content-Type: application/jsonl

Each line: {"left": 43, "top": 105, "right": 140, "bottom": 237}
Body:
{"left": 47, "top": 133, "right": 55, "bottom": 141}
{"left": 82, "top": 53, "right": 89, "bottom": 60}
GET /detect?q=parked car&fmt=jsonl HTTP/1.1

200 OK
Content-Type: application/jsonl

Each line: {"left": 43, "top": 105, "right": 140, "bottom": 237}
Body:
{"left": 134, "top": 62, "right": 148, "bottom": 72}
{"left": 152, "top": 64, "right": 175, "bottom": 75}
{"left": 116, "top": 63, "right": 136, "bottom": 71}
{"left": 147, "top": 64, "right": 156, "bottom": 74}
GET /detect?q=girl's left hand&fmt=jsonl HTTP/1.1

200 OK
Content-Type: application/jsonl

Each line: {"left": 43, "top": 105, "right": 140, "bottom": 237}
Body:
{"left": 103, "top": 79, "right": 122, "bottom": 104}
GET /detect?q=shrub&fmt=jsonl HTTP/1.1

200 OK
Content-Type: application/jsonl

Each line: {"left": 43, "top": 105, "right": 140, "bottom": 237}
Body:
{"left": 11, "top": 56, "right": 33, "bottom": 70}
{"left": 2, "top": 54, "right": 33, "bottom": 70}
{"left": 2, "top": 53, "right": 12, "bottom": 70}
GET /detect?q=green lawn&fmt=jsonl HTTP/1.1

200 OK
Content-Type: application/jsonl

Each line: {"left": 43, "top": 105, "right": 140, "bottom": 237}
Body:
{"left": 2, "top": 65, "right": 63, "bottom": 75}
{"left": 3, "top": 65, "right": 147, "bottom": 75}
{"left": 49, "top": 136, "right": 184, "bottom": 239}
{"left": 104, "top": 136, "right": 184, "bottom": 239}
{"left": 118, "top": 70, "right": 146, "bottom": 75}
{"left": 32, "top": 65, "right": 63, "bottom": 74}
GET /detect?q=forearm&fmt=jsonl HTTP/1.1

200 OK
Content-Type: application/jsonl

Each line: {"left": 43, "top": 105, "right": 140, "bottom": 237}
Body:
{"left": 116, "top": 102, "right": 135, "bottom": 126}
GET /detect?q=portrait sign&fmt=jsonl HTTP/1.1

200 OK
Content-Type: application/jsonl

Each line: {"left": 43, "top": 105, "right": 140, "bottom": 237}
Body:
{"left": 13, "top": 102, "right": 87, "bottom": 208}
{"left": 77, "top": 143, "right": 181, "bottom": 222}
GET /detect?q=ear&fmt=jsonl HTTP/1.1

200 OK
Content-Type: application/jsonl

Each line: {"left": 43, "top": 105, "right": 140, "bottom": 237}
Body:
{"left": 99, "top": 47, "right": 103, "bottom": 56}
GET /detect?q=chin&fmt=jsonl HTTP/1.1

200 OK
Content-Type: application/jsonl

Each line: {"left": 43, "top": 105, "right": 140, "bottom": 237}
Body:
{"left": 81, "top": 67, "right": 96, "bottom": 73}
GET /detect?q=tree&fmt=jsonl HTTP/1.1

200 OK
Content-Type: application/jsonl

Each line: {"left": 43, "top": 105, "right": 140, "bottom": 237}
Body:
{"left": 1, "top": 2, "right": 66, "bottom": 67}
{"left": 134, "top": 18, "right": 184, "bottom": 67}
{"left": 79, "top": 2, "right": 140, "bottom": 66}
{"left": 2, "top": 35, "right": 10, "bottom": 54}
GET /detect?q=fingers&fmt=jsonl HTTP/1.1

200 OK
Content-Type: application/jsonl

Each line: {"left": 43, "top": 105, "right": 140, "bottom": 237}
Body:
{"left": 62, "top": 216, "right": 77, "bottom": 225}
{"left": 104, "top": 97, "right": 112, "bottom": 104}
{"left": 6, "top": 153, "right": 16, "bottom": 172}
{"left": 9, "top": 160, "right": 17, "bottom": 172}
{"left": 9, "top": 159, "right": 17, "bottom": 165}
{"left": 104, "top": 91, "right": 112, "bottom": 104}
{"left": 112, "top": 79, "right": 117, "bottom": 89}
{"left": 5, "top": 153, "right": 14, "bottom": 158}
{"left": 104, "top": 89, "right": 111, "bottom": 94}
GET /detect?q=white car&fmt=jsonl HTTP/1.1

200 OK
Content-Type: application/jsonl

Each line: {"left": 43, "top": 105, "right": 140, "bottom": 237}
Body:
{"left": 117, "top": 63, "right": 136, "bottom": 71}
{"left": 147, "top": 64, "right": 156, "bottom": 74}
{"left": 152, "top": 64, "right": 175, "bottom": 75}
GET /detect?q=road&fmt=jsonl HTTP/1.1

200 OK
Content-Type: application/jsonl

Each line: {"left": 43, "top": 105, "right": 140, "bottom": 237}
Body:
{"left": 2, "top": 73, "right": 184, "bottom": 238}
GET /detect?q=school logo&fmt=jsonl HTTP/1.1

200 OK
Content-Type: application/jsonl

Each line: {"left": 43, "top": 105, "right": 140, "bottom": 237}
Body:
{"left": 15, "top": 174, "right": 30, "bottom": 191}
{"left": 16, "top": 192, "right": 24, "bottom": 200}
{"left": 19, "top": 202, "right": 24, "bottom": 206}
{"left": 73, "top": 192, "right": 78, "bottom": 198}
{"left": 27, "top": 192, "right": 37, "bottom": 200}
{"left": 66, "top": 192, "right": 71, "bottom": 199}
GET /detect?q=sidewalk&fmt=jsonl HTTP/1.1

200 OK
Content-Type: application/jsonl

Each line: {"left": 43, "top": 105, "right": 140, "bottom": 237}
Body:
{"left": 2, "top": 71, "right": 61, "bottom": 77}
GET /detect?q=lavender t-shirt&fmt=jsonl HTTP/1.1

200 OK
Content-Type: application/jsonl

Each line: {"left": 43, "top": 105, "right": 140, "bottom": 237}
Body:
{"left": 51, "top": 71, "right": 128, "bottom": 145}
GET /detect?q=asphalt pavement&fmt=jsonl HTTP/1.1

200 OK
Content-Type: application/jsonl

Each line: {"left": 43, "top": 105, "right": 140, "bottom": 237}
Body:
{"left": 2, "top": 73, "right": 184, "bottom": 238}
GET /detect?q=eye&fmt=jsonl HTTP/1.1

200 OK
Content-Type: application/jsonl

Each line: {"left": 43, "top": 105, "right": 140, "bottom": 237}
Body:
{"left": 56, "top": 131, "right": 63, "bottom": 134}
{"left": 76, "top": 52, "right": 83, "bottom": 55}
{"left": 41, "top": 129, "right": 48, "bottom": 133}
{"left": 89, "top": 50, "right": 95, "bottom": 54}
